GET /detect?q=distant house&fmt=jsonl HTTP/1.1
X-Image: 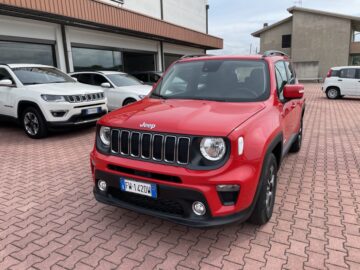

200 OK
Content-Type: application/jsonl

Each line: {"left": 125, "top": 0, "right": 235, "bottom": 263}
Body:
{"left": 252, "top": 6, "right": 360, "bottom": 80}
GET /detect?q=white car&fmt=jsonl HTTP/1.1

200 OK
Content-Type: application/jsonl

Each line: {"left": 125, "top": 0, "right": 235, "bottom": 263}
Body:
{"left": 0, "top": 64, "right": 107, "bottom": 139}
{"left": 322, "top": 66, "right": 360, "bottom": 99}
{"left": 70, "top": 71, "right": 153, "bottom": 111}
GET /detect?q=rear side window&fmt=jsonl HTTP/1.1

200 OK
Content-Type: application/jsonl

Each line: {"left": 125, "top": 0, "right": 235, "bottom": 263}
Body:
{"left": 340, "top": 69, "right": 356, "bottom": 79}
{"left": 330, "top": 70, "right": 340, "bottom": 77}
{"left": 77, "top": 74, "right": 93, "bottom": 85}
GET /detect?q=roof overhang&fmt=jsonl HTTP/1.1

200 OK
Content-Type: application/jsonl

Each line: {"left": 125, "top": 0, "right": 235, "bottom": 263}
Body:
{"left": 251, "top": 17, "right": 292, "bottom": 37}
{"left": 0, "top": 0, "right": 223, "bottom": 50}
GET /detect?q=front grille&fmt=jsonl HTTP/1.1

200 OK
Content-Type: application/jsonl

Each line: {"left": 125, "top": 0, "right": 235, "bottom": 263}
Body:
{"left": 108, "top": 187, "right": 184, "bottom": 216}
{"left": 111, "top": 129, "right": 191, "bottom": 165}
{"left": 65, "top": 92, "right": 104, "bottom": 103}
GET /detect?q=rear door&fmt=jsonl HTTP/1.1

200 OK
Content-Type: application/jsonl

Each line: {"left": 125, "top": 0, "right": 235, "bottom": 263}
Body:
{"left": 339, "top": 68, "right": 357, "bottom": 95}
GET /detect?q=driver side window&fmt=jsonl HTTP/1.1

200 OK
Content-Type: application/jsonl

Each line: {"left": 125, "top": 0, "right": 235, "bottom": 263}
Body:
{"left": 275, "top": 61, "right": 288, "bottom": 101}
{"left": 0, "top": 68, "right": 14, "bottom": 83}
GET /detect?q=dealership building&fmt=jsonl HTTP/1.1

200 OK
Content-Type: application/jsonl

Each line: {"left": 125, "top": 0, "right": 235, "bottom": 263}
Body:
{"left": 0, "top": 0, "right": 222, "bottom": 73}
{"left": 252, "top": 6, "right": 360, "bottom": 80}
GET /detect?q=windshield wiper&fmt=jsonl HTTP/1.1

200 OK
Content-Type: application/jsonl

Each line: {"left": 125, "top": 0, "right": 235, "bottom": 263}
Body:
{"left": 150, "top": 93, "right": 168, "bottom": 100}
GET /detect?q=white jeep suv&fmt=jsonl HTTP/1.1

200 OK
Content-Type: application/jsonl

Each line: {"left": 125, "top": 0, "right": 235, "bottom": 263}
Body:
{"left": 0, "top": 64, "right": 107, "bottom": 138}
{"left": 322, "top": 66, "right": 360, "bottom": 99}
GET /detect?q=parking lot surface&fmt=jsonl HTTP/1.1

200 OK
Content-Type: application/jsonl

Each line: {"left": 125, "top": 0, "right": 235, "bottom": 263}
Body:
{"left": 0, "top": 84, "right": 359, "bottom": 270}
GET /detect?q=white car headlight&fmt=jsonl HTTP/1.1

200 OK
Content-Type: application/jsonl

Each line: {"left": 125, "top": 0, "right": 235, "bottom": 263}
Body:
{"left": 99, "top": 126, "right": 111, "bottom": 146}
{"left": 41, "top": 94, "right": 66, "bottom": 102}
{"left": 200, "top": 137, "right": 226, "bottom": 161}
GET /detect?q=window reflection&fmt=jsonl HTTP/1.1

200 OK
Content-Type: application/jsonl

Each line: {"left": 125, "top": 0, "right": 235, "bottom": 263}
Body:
{"left": 72, "top": 47, "right": 123, "bottom": 71}
{"left": 0, "top": 41, "right": 55, "bottom": 66}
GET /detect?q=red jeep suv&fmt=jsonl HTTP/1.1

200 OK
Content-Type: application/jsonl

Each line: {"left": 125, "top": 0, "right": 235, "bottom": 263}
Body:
{"left": 90, "top": 51, "right": 305, "bottom": 227}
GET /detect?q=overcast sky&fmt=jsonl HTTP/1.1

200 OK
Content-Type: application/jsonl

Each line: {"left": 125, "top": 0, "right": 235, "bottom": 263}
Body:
{"left": 208, "top": 0, "right": 360, "bottom": 55}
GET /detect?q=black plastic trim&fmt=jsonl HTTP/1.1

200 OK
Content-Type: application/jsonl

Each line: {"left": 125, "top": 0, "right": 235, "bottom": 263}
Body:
{"left": 93, "top": 170, "right": 253, "bottom": 227}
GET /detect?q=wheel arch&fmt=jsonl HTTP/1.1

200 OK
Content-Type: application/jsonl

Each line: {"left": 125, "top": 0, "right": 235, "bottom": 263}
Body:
{"left": 326, "top": 85, "right": 341, "bottom": 93}
{"left": 17, "top": 100, "right": 44, "bottom": 119}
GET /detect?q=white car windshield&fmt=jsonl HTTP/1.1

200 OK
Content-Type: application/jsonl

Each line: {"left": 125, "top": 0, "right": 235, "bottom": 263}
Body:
{"left": 13, "top": 67, "right": 75, "bottom": 85}
{"left": 107, "top": 74, "right": 143, "bottom": 87}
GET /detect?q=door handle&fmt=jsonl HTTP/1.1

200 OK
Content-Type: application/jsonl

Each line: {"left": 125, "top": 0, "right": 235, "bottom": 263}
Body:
{"left": 338, "top": 79, "right": 343, "bottom": 81}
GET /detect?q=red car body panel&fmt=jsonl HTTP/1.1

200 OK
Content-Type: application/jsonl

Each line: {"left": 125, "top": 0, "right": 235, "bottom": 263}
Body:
{"left": 91, "top": 54, "right": 305, "bottom": 226}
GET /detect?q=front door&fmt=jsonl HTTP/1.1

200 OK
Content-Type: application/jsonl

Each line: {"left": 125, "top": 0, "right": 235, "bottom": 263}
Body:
{"left": 0, "top": 68, "right": 15, "bottom": 117}
{"left": 275, "top": 61, "right": 295, "bottom": 145}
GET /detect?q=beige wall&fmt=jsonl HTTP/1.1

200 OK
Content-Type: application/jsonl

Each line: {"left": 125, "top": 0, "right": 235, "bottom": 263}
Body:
{"left": 291, "top": 11, "right": 351, "bottom": 78}
{"left": 259, "top": 20, "right": 292, "bottom": 56}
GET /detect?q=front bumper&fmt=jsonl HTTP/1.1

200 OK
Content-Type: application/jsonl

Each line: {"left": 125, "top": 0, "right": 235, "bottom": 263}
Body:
{"left": 91, "top": 147, "right": 263, "bottom": 226}
{"left": 47, "top": 110, "right": 107, "bottom": 128}
{"left": 93, "top": 170, "right": 253, "bottom": 227}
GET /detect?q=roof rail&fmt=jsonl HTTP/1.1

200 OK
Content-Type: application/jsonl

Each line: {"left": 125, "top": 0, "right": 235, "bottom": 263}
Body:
{"left": 180, "top": 54, "right": 213, "bottom": 59}
{"left": 262, "top": 50, "right": 289, "bottom": 58}
{"left": 0, "top": 63, "right": 9, "bottom": 66}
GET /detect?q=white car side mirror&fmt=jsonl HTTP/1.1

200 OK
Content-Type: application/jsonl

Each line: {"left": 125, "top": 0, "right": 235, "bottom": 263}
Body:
{"left": 72, "top": 77, "right": 78, "bottom": 82}
{"left": 101, "top": 82, "right": 111, "bottom": 88}
{"left": 0, "top": 79, "right": 15, "bottom": 87}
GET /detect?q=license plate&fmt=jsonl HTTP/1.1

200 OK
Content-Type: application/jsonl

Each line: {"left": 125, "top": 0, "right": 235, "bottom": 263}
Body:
{"left": 83, "top": 107, "right": 100, "bottom": 115}
{"left": 120, "top": 178, "right": 157, "bottom": 198}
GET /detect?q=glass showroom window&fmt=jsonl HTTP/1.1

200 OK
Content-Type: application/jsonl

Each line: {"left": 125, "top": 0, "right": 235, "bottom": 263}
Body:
{"left": 72, "top": 47, "right": 123, "bottom": 72}
{"left": 0, "top": 41, "right": 55, "bottom": 66}
{"left": 352, "top": 55, "right": 360, "bottom": 65}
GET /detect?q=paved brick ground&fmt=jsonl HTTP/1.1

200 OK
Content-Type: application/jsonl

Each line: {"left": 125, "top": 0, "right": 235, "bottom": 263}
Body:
{"left": 0, "top": 84, "right": 360, "bottom": 270}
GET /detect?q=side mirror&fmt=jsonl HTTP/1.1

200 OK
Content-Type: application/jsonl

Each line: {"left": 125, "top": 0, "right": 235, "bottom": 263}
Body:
{"left": 283, "top": 84, "right": 304, "bottom": 99}
{"left": 72, "top": 77, "right": 78, "bottom": 82}
{"left": 101, "top": 82, "right": 111, "bottom": 88}
{"left": 0, "top": 79, "right": 15, "bottom": 87}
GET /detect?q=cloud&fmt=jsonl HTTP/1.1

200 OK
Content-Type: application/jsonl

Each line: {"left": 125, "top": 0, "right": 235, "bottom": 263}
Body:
{"left": 208, "top": 0, "right": 360, "bottom": 55}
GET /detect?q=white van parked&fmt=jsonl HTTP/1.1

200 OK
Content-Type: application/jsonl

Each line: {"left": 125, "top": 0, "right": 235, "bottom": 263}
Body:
{"left": 0, "top": 64, "right": 107, "bottom": 138}
{"left": 322, "top": 66, "right": 360, "bottom": 99}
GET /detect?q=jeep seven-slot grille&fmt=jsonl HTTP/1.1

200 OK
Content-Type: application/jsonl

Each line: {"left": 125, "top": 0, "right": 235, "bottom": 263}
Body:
{"left": 65, "top": 92, "right": 104, "bottom": 103}
{"left": 111, "top": 129, "right": 191, "bottom": 165}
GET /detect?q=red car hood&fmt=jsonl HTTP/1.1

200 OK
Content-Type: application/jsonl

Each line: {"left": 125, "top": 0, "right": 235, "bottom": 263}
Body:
{"left": 100, "top": 98, "right": 266, "bottom": 136}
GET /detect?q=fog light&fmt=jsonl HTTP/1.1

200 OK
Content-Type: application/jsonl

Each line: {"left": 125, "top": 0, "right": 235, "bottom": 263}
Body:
{"left": 51, "top": 110, "right": 68, "bottom": 117}
{"left": 97, "top": 180, "right": 107, "bottom": 192}
{"left": 192, "top": 201, "right": 206, "bottom": 216}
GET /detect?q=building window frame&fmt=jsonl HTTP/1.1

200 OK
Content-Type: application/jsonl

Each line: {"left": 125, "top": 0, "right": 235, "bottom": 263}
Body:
{"left": 282, "top": 34, "right": 292, "bottom": 49}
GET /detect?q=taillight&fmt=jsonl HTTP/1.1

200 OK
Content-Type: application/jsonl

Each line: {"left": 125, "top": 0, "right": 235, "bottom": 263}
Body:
{"left": 326, "top": 69, "right": 332, "bottom": 77}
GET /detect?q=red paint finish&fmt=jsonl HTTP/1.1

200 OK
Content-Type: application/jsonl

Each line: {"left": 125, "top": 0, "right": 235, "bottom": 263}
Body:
{"left": 91, "top": 54, "right": 306, "bottom": 225}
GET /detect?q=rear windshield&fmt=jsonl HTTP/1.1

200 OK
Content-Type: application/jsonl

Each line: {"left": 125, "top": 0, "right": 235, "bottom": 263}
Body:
{"left": 107, "top": 74, "right": 143, "bottom": 87}
{"left": 151, "top": 60, "right": 270, "bottom": 102}
{"left": 13, "top": 67, "right": 74, "bottom": 85}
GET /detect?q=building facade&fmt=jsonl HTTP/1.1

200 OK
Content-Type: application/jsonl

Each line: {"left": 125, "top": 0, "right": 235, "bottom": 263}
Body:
{"left": 252, "top": 7, "right": 360, "bottom": 80}
{"left": 0, "top": 0, "right": 222, "bottom": 73}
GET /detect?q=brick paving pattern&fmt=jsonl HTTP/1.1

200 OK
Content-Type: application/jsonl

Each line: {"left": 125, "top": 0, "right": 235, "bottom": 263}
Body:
{"left": 0, "top": 84, "right": 359, "bottom": 269}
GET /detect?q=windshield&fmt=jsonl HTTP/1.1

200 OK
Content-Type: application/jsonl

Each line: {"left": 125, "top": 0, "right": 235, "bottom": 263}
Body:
{"left": 151, "top": 60, "right": 270, "bottom": 102}
{"left": 107, "top": 74, "right": 143, "bottom": 87}
{"left": 13, "top": 67, "right": 75, "bottom": 85}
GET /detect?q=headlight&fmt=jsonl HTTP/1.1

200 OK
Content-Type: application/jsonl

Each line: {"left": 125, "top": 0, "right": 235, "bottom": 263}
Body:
{"left": 200, "top": 137, "right": 226, "bottom": 161}
{"left": 41, "top": 94, "right": 66, "bottom": 102}
{"left": 99, "top": 126, "right": 111, "bottom": 146}
{"left": 138, "top": 95, "right": 146, "bottom": 99}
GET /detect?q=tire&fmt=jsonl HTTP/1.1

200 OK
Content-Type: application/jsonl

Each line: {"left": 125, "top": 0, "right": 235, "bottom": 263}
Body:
{"left": 22, "top": 107, "right": 48, "bottom": 139}
{"left": 290, "top": 118, "right": 303, "bottom": 153}
{"left": 123, "top": 98, "right": 137, "bottom": 106}
{"left": 249, "top": 153, "right": 278, "bottom": 225}
{"left": 326, "top": 88, "right": 340, "bottom": 99}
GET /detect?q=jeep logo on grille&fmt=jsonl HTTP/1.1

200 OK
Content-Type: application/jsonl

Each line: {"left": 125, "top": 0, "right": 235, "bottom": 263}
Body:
{"left": 140, "top": 122, "right": 156, "bottom": 129}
